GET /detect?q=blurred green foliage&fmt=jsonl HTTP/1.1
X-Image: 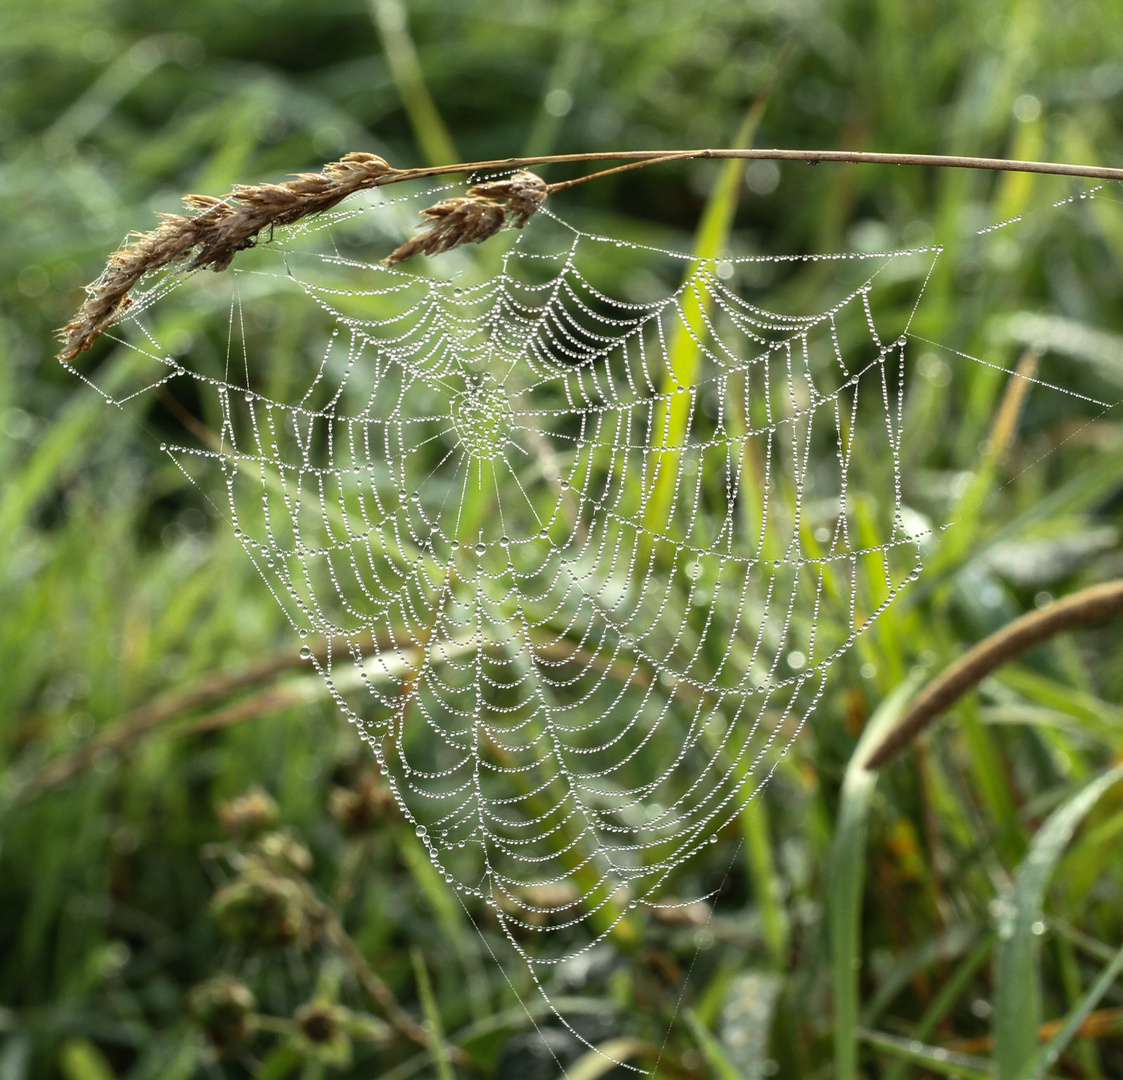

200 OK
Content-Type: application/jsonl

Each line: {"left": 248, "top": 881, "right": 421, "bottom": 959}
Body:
{"left": 3, "top": 0, "right": 1123, "bottom": 1078}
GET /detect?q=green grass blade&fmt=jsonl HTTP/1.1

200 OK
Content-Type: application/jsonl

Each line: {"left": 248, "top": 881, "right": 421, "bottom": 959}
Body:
{"left": 740, "top": 795, "right": 789, "bottom": 970}
{"left": 522, "top": 0, "right": 599, "bottom": 157}
{"left": 641, "top": 101, "right": 767, "bottom": 551}
{"left": 397, "top": 830, "right": 491, "bottom": 1021}
{"left": 370, "top": 0, "right": 458, "bottom": 166}
{"left": 993, "top": 762, "right": 1123, "bottom": 1080}
{"left": 682, "top": 1007, "right": 750, "bottom": 1080}
{"left": 861, "top": 923, "right": 980, "bottom": 1026}
{"left": 254, "top": 1043, "right": 302, "bottom": 1080}
{"left": 57, "top": 1041, "right": 116, "bottom": 1080}
{"left": 828, "top": 678, "right": 919, "bottom": 1080}
{"left": 565, "top": 1038, "right": 653, "bottom": 1080}
{"left": 882, "top": 932, "right": 996, "bottom": 1080}
{"left": 411, "top": 946, "right": 456, "bottom": 1080}
{"left": 1023, "top": 941, "right": 1123, "bottom": 1080}
{"left": 857, "top": 1029, "right": 995, "bottom": 1080}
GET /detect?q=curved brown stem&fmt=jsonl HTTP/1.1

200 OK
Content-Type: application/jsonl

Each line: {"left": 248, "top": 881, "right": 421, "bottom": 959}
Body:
{"left": 11, "top": 633, "right": 385, "bottom": 804}
{"left": 866, "top": 579, "right": 1123, "bottom": 769}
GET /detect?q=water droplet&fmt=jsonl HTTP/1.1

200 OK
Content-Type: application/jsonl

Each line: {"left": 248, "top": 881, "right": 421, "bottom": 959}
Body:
{"left": 500, "top": 535, "right": 509, "bottom": 545}
{"left": 232, "top": 527, "right": 242, "bottom": 538}
{"left": 415, "top": 826, "right": 427, "bottom": 837}
{"left": 299, "top": 645, "right": 312, "bottom": 658}
{"left": 159, "top": 443, "right": 167, "bottom": 452}
{"left": 475, "top": 541, "right": 486, "bottom": 555}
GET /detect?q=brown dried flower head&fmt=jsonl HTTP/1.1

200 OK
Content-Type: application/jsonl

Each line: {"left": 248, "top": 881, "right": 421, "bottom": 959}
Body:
{"left": 55, "top": 152, "right": 395, "bottom": 365}
{"left": 467, "top": 170, "right": 550, "bottom": 227}
{"left": 209, "top": 868, "right": 316, "bottom": 951}
{"left": 217, "top": 786, "right": 280, "bottom": 838}
{"left": 293, "top": 1002, "right": 353, "bottom": 1066}
{"left": 382, "top": 170, "right": 548, "bottom": 266}
{"left": 328, "top": 772, "right": 396, "bottom": 835}
{"left": 252, "top": 830, "right": 314, "bottom": 876}
{"left": 187, "top": 974, "right": 258, "bottom": 1053}
{"left": 55, "top": 157, "right": 549, "bottom": 365}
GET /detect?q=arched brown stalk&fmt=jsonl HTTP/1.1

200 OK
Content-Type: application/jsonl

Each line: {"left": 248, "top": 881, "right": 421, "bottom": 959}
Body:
{"left": 56, "top": 146, "right": 1123, "bottom": 365}
{"left": 866, "top": 579, "right": 1123, "bottom": 769}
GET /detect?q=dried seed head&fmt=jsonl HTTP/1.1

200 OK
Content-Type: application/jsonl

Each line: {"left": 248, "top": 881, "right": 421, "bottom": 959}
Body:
{"left": 383, "top": 170, "right": 548, "bottom": 266}
{"left": 209, "top": 869, "right": 314, "bottom": 951}
{"left": 293, "top": 1002, "right": 354, "bottom": 1066}
{"left": 329, "top": 772, "right": 396, "bottom": 834}
{"left": 468, "top": 170, "right": 549, "bottom": 228}
{"left": 217, "top": 786, "right": 279, "bottom": 838}
{"left": 187, "top": 974, "right": 258, "bottom": 1052}
{"left": 55, "top": 153, "right": 395, "bottom": 365}
{"left": 295, "top": 1002, "right": 343, "bottom": 1044}
{"left": 325, "top": 152, "right": 394, "bottom": 181}
{"left": 252, "top": 830, "right": 314, "bottom": 876}
{"left": 383, "top": 198, "right": 506, "bottom": 266}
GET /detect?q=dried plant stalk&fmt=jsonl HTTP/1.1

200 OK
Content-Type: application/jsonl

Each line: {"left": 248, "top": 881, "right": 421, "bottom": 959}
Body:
{"left": 55, "top": 152, "right": 396, "bottom": 365}
{"left": 381, "top": 170, "right": 548, "bottom": 265}
{"left": 866, "top": 578, "right": 1123, "bottom": 768}
{"left": 56, "top": 144, "right": 1123, "bottom": 366}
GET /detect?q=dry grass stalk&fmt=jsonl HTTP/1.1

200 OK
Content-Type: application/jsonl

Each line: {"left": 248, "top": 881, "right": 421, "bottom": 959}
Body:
{"left": 55, "top": 152, "right": 396, "bottom": 364}
{"left": 381, "top": 169, "right": 548, "bottom": 265}
{"left": 866, "top": 578, "right": 1123, "bottom": 768}
{"left": 58, "top": 143, "right": 1116, "bottom": 366}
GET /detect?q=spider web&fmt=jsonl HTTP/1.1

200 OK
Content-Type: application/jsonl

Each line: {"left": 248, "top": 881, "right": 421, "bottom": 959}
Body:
{"left": 71, "top": 172, "right": 1076, "bottom": 1069}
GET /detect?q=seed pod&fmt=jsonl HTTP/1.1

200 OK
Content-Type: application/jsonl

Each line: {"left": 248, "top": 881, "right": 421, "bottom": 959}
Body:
{"left": 187, "top": 974, "right": 257, "bottom": 1052}
{"left": 293, "top": 1003, "right": 354, "bottom": 1065}
{"left": 209, "top": 869, "right": 314, "bottom": 951}
{"left": 253, "top": 830, "right": 314, "bottom": 875}
{"left": 383, "top": 170, "right": 549, "bottom": 265}
{"left": 329, "top": 773, "right": 396, "bottom": 835}
{"left": 217, "top": 786, "right": 279, "bottom": 838}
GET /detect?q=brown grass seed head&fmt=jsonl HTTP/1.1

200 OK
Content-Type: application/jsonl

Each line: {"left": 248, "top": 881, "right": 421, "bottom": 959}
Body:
{"left": 55, "top": 152, "right": 395, "bottom": 365}
{"left": 382, "top": 169, "right": 548, "bottom": 266}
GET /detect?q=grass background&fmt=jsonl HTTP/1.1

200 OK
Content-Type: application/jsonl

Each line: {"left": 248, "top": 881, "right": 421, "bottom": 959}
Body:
{"left": 3, "top": 0, "right": 1123, "bottom": 1077}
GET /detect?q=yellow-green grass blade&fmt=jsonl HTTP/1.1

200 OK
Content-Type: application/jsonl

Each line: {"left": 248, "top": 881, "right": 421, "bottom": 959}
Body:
{"left": 828, "top": 677, "right": 919, "bottom": 1080}
{"left": 640, "top": 102, "right": 768, "bottom": 558}
{"left": 370, "top": 0, "right": 458, "bottom": 167}
{"left": 412, "top": 945, "right": 457, "bottom": 1080}
{"left": 1023, "top": 941, "right": 1123, "bottom": 1080}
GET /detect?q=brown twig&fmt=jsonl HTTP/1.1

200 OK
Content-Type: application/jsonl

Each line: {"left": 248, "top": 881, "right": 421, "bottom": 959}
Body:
{"left": 13, "top": 622, "right": 706, "bottom": 805}
{"left": 866, "top": 580, "right": 1123, "bottom": 769}
{"left": 57, "top": 147, "right": 1123, "bottom": 366}
{"left": 946, "top": 1005, "right": 1123, "bottom": 1053}
{"left": 12, "top": 633, "right": 384, "bottom": 804}
{"left": 314, "top": 893, "right": 472, "bottom": 1065}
